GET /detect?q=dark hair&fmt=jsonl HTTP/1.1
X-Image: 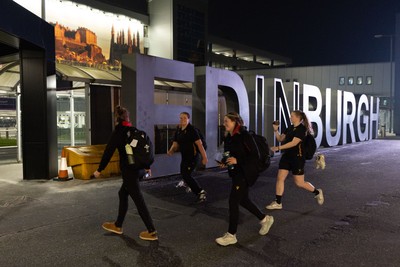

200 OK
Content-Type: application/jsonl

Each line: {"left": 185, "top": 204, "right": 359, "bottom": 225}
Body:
{"left": 225, "top": 111, "right": 244, "bottom": 126}
{"left": 115, "top": 105, "right": 130, "bottom": 123}
{"left": 180, "top": 112, "right": 190, "bottom": 119}
{"left": 292, "top": 110, "right": 313, "bottom": 134}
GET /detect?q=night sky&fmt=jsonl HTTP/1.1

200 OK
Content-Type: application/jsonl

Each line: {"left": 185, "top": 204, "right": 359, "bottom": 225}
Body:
{"left": 208, "top": 0, "right": 400, "bottom": 66}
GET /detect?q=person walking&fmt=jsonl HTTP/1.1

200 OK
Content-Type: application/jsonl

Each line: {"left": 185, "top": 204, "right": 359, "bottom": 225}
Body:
{"left": 167, "top": 112, "right": 208, "bottom": 202}
{"left": 94, "top": 106, "right": 158, "bottom": 241}
{"left": 266, "top": 110, "right": 324, "bottom": 210}
{"left": 215, "top": 112, "right": 274, "bottom": 246}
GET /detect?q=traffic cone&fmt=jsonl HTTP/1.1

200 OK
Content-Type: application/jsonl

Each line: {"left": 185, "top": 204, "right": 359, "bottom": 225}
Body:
{"left": 53, "top": 149, "right": 72, "bottom": 181}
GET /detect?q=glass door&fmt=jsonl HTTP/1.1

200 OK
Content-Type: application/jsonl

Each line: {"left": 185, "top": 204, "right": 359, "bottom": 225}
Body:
{"left": 57, "top": 89, "right": 88, "bottom": 155}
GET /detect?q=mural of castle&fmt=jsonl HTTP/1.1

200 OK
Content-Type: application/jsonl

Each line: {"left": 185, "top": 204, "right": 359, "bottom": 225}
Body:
{"left": 53, "top": 22, "right": 106, "bottom": 65}
{"left": 109, "top": 25, "right": 142, "bottom": 66}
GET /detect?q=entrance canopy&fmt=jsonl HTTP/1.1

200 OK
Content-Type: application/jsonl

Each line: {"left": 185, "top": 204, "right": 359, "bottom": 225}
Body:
{"left": 0, "top": 61, "right": 194, "bottom": 90}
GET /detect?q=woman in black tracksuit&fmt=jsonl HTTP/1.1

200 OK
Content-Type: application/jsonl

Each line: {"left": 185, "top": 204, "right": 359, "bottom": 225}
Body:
{"left": 93, "top": 106, "right": 157, "bottom": 241}
{"left": 215, "top": 112, "right": 274, "bottom": 246}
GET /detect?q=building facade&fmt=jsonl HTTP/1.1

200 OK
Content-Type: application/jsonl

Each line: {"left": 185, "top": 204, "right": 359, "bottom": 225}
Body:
{"left": 0, "top": 0, "right": 396, "bottom": 179}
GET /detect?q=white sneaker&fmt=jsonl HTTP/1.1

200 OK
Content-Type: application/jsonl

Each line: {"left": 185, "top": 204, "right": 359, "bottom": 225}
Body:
{"left": 259, "top": 215, "right": 274, "bottom": 235}
{"left": 176, "top": 180, "right": 186, "bottom": 188}
{"left": 266, "top": 201, "right": 282, "bottom": 210}
{"left": 197, "top": 190, "right": 207, "bottom": 203}
{"left": 215, "top": 232, "right": 237, "bottom": 246}
{"left": 315, "top": 189, "right": 324, "bottom": 205}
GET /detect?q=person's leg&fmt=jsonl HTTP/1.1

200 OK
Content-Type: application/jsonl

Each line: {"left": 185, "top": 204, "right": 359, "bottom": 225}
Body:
{"left": 180, "top": 158, "right": 202, "bottom": 195}
{"left": 216, "top": 177, "right": 246, "bottom": 246}
{"left": 266, "top": 169, "right": 289, "bottom": 210}
{"left": 293, "top": 174, "right": 324, "bottom": 205}
{"left": 102, "top": 183, "right": 127, "bottom": 234}
{"left": 228, "top": 178, "right": 247, "bottom": 235}
{"left": 239, "top": 180, "right": 265, "bottom": 220}
{"left": 293, "top": 174, "right": 315, "bottom": 192}
{"left": 123, "top": 169, "right": 156, "bottom": 233}
{"left": 276, "top": 169, "right": 290, "bottom": 198}
{"left": 275, "top": 155, "right": 291, "bottom": 204}
{"left": 115, "top": 183, "right": 129, "bottom": 227}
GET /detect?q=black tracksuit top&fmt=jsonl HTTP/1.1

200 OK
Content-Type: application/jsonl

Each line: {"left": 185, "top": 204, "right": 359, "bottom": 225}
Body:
{"left": 97, "top": 123, "right": 133, "bottom": 172}
{"left": 224, "top": 127, "right": 259, "bottom": 181}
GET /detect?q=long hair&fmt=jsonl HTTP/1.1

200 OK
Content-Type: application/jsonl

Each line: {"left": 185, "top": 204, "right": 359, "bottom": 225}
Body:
{"left": 115, "top": 105, "right": 130, "bottom": 124}
{"left": 292, "top": 110, "right": 313, "bottom": 135}
{"left": 224, "top": 111, "right": 244, "bottom": 136}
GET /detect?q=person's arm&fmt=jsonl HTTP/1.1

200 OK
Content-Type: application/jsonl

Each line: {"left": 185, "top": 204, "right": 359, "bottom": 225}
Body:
{"left": 194, "top": 139, "right": 208, "bottom": 165}
{"left": 277, "top": 137, "right": 301, "bottom": 150}
{"left": 167, "top": 141, "right": 179, "bottom": 155}
{"left": 273, "top": 123, "right": 286, "bottom": 142}
{"left": 94, "top": 131, "right": 119, "bottom": 177}
{"left": 274, "top": 130, "right": 286, "bottom": 142}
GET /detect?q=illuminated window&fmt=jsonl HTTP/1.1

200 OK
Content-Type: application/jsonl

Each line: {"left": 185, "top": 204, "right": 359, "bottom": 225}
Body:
{"left": 366, "top": 76, "right": 372, "bottom": 85}
{"left": 339, "top": 77, "right": 345, "bottom": 85}
{"left": 356, "top": 76, "right": 363, "bottom": 85}
{"left": 348, "top": 77, "right": 354, "bottom": 85}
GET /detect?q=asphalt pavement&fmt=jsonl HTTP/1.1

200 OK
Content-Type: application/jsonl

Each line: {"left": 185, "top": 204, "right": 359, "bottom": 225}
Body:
{"left": 0, "top": 139, "right": 400, "bottom": 267}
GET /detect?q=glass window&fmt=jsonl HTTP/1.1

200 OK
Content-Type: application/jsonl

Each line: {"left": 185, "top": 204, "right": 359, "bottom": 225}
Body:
{"left": 356, "top": 76, "right": 363, "bottom": 85}
{"left": 366, "top": 76, "right": 372, "bottom": 85}
{"left": 154, "top": 124, "right": 178, "bottom": 154}
{"left": 348, "top": 77, "right": 354, "bottom": 85}
{"left": 339, "top": 77, "right": 345, "bottom": 86}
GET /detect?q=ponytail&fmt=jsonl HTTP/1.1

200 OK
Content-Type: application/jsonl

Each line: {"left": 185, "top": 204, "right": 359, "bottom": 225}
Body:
{"left": 293, "top": 110, "right": 313, "bottom": 135}
{"left": 115, "top": 105, "right": 130, "bottom": 124}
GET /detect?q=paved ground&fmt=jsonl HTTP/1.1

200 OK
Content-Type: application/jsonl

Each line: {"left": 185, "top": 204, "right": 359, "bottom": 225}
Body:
{"left": 1, "top": 139, "right": 400, "bottom": 267}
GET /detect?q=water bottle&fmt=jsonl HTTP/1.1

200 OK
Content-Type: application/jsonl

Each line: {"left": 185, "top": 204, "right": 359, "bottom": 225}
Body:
{"left": 223, "top": 151, "right": 234, "bottom": 170}
{"left": 125, "top": 144, "right": 135, "bottom": 165}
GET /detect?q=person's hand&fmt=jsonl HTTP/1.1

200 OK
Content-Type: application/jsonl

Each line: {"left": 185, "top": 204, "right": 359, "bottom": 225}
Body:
{"left": 226, "top": 157, "right": 237, "bottom": 165}
{"left": 167, "top": 150, "right": 174, "bottom": 156}
{"left": 93, "top": 170, "right": 101, "bottom": 178}
{"left": 201, "top": 157, "right": 208, "bottom": 166}
{"left": 218, "top": 162, "right": 226, "bottom": 168}
{"left": 271, "top": 146, "right": 279, "bottom": 152}
{"left": 145, "top": 169, "right": 152, "bottom": 178}
{"left": 272, "top": 124, "right": 279, "bottom": 132}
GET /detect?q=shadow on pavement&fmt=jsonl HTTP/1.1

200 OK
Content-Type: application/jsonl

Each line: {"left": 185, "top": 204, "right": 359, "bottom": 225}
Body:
{"left": 102, "top": 234, "right": 184, "bottom": 267}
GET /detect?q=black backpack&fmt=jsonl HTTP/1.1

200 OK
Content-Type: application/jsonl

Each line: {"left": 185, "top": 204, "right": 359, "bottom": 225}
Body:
{"left": 126, "top": 127, "right": 154, "bottom": 169}
{"left": 248, "top": 131, "right": 271, "bottom": 173}
{"left": 194, "top": 127, "right": 207, "bottom": 151}
{"left": 303, "top": 133, "right": 316, "bottom": 160}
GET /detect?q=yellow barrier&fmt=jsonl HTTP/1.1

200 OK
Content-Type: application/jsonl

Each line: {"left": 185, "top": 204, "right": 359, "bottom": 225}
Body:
{"left": 63, "top": 145, "right": 120, "bottom": 180}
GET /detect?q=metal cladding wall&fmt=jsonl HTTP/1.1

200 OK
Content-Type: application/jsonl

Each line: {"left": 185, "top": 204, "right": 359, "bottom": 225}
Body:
{"left": 395, "top": 13, "right": 400, "bottom": 135}
{"left": 0, "top": 1, "right": 57, "bottom": 179}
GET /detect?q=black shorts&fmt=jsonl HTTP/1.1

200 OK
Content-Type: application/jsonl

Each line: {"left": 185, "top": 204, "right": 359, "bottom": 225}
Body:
{"left": 279, "top": 153, "right": 305, "bottom": 175}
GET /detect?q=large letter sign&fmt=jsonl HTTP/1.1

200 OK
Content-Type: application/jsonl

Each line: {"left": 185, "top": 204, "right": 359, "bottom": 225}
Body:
{"left": 121, "top": 53, "right": 194, "bottom": 176}
{"left": 357, "top": 94, "right": 370, "bottom": 141}
{"left": 269, "top": 79, "right": 380, "bottom": 150}
{"left": 121, "top": 54, "right": 380, "bottom": 177}
{"left": 325, "top": 89, "right": 342, "bottom": 147}
{"left": 194, "top": 66, "right": 250, "bottom": 162}
{"left": 303, "top": 84, "right": 323, "bottom": 147}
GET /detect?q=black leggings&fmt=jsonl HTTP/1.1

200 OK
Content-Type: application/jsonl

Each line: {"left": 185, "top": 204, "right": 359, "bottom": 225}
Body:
{"left": 180, "top": 156, "right": 202, "bottom": 194}
{"left": 115, "top": 168, "right": 155, "bottom": 233}
{"left": 228, "top": 176, "right": 265, "bottom": 235}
